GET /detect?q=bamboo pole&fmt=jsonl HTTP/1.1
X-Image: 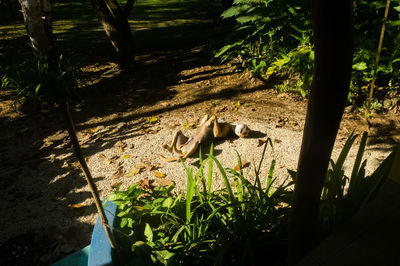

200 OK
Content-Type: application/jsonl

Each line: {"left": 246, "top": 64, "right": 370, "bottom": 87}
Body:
{"left": 366, "top": 0, "right": 391, "bottom": 114}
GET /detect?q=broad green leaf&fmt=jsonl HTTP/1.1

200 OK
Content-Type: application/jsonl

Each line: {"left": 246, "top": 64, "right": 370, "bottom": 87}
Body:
{"left": 144, "top": 223, "right": 153, "bottom": 242}
{"left": 162, "top": 197, "right": 173, "bottom": 208}
{"left": 352, "top": 62, "right": 368, "bottom": 71}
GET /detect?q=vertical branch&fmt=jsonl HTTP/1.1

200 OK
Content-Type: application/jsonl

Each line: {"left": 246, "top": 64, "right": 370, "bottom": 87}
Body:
{"left": 59, "top": 100, "right": 117, "bottom": 250}
{"left": 366, "top": 0, "right": 391, "bottom": 114}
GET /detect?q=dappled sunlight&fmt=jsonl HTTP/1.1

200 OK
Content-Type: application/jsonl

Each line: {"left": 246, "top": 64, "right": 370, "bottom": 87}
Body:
{"left": 1, "top": 0, "right": 398, "bottom": 264}
{"left": 0, "top": 24, "right": 26, "bottom": 39}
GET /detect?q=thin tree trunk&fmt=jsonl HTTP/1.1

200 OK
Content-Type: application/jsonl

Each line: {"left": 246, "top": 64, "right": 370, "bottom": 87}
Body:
{"left": 91, "top": 0, "right": 135, "bottom": 70}
{"left": 18, "top": 0, "right": 53, "bottom": 55}
{"left": 287, "top": 1, "right": 353, "bottom": 263}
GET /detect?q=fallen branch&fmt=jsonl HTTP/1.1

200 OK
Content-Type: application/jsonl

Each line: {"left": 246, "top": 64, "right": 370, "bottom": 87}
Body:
{"left": 59, "top": 100, "right": 117, "bottom": 249}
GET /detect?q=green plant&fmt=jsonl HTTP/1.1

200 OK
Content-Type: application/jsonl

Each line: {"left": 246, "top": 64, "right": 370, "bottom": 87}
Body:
{"left": 352, "top": 0, "right": 400, "bottom": 99}
{"left": 269, "top": 45, "right": 314, "bottom": 97}
{"left": 107, "top": 141, "right": 292, "bottom": 265}
{"left": 215, "top": 0, "right": 312, "bottom": 93}
{"left": 216, "top": 0, "right": 400, "bottom": 104}
{"left": 319, "top": 132, "right": 396, "bottom": 233}
{"left": 287, "top": 132, "right": 396, "bottom": 237}
{"left": 0, "top": 54, "right": 77, "bottom": 108}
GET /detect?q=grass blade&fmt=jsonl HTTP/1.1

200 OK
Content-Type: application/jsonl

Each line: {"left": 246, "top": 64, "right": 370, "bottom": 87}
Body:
{"left": 183, "top": 162, "right": 195, "bottom": 223}
{"left": 266, "top": 159, "right": 276, "bottom": 192}
{"left": 208, "top": 154, "right": 236, "bottom": 218}
{"left": 348, "top": 131, "right": 368, "bottom": 197}
{"left": 256, "top": 138, "right": 272, "bottom": 176}
{"left": 207, "top": 144, "right": 214, "bottom": 197}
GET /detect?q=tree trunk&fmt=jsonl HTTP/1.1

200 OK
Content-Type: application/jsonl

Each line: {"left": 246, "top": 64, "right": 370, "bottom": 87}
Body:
{"left": 18, "top": 0, "right": 53, "bottom": 55}
{"left": 91, "top": 0, "right": 135, "bottom": 70}
{"left": 287, "top": 1, "right": 353, "bottom": 264}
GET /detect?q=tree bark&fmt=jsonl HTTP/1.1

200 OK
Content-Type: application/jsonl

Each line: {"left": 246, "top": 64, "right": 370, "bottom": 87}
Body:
{"left": 18, "top": 0, "right": 53, "bottom": 55}
{"left": 287, "top": 1, "right": 353, "bottom": 264}
{"left": 91, "top": 0, "right": 134, "bottom": 70}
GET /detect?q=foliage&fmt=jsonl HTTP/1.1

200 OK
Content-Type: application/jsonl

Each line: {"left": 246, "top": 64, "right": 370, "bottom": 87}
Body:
{"left": 216, "top": 0, "right": 400, "bottom": 106}
{"left": 349, "top": 0, "right": 400, "bottom": 109}
{"left": 0, "top": 54, "right": 77, "bottom": 107}
{"left": 287, "top": 132, "right": 396, "bottom": 237}
{"left": 215, "top": 0, "right": 312, "bottom": 94}
{"left": 108, "top": 141, "right": 292, "bottom": 265}
{"left": 319, "top": 132, "right": 396, "bottom": 233}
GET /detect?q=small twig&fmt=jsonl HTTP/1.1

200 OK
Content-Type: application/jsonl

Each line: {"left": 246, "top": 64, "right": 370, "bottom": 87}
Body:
{"left": 60, "top": 99, "right": 117, "bottom": 249}
{"left": 366, "top": 0, "right": 391, "bottom": 115}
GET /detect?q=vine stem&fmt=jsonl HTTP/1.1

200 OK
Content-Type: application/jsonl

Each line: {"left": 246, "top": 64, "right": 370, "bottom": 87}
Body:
{"left": 59, "top": 99, "right": 117, "bottom": 249}
{"left": 366, "top": 0, "right": 391, "bottom": 114}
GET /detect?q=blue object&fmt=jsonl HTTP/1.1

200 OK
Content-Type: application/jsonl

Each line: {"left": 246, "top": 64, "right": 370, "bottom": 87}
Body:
{"left": 52, "top": 245, "right": 90, "bottom": 266}
{"left": 88, "top": 201, "right": 117, "bottom": 266}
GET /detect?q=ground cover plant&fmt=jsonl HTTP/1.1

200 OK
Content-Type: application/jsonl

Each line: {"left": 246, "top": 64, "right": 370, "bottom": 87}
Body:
{"left": 216, "top": 0, "right": 400, "bottom": 108}
{"left": 107, "top": 142, "right": 292, "bottom": 265}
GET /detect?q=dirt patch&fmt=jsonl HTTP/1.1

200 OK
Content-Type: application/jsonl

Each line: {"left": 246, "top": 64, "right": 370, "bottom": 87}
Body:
{"left": 1, "top": 52, "right": 399, "bottom": 263}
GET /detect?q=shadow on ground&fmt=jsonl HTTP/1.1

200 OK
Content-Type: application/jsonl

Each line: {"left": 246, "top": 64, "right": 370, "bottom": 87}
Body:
{"left": 0, "top": 0, "right": 238, "bottom": 263}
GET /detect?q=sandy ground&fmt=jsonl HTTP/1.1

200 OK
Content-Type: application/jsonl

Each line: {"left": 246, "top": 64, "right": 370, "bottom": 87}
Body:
{"left": 1, "top": 56, "right": 399, "bottom": 263}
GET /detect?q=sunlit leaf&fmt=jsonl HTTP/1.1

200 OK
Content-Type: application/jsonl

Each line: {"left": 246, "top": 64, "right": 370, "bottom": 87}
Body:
{"left": 352, "top": 62, "right": 368, "bottom": 71}
{"left": 136, "top": 177, "right": 153, "bottom": 190}
{"left": 266, "top": 67, "right": 275, "bottom": 75}
{"left": 123, "top": 154, "right": 131, "bottom": 159}
{"left": 146, "top": 116, "right": 159, "bottom": 123}
{"left": 156, "top": 178, "right": 174, "bottom": 187}
{"left": 154, "top": 171, "right": 166, "bottom": 178}
{"left": 126, "top": 165, "right": 142, "bottom": 177}
{"left": 144, "top": 223, "right": 153, "bottom": 242}
{"left": 234, "top": 160, "right": 249, "bottom": 171}
{"left": 67, "top": 203, "right": 84, "bottom": 209}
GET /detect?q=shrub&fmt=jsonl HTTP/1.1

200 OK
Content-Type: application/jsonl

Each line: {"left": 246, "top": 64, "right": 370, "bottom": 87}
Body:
{"left": 216, "top": 0, "right": 400, "bottom": 106}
